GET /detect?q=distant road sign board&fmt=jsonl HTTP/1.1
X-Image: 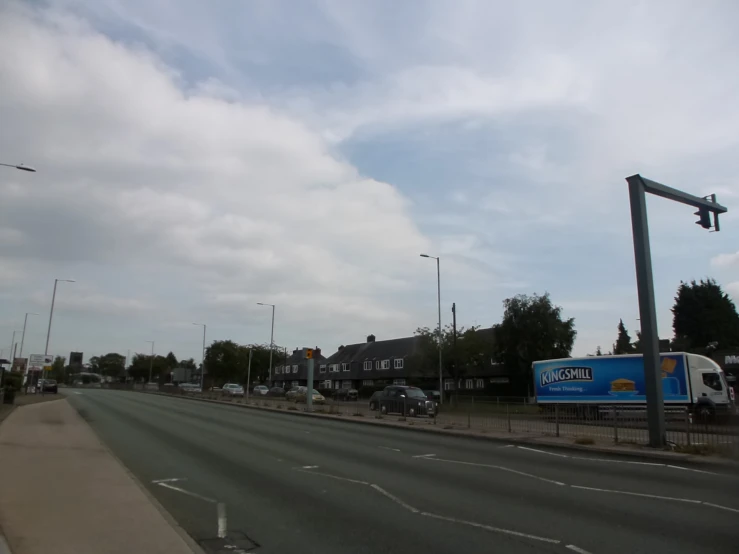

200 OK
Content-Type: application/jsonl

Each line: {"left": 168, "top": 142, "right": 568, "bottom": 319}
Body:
{"left": 27, "top": 354, "right": 53, "bottom": 374}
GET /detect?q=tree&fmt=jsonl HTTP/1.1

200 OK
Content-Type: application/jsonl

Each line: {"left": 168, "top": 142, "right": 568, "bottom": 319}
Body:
{"left": 165, "top": 352, "right": 178, "bottom": 369}
{"left": 672, "top": 279, "right": 739, "bottom": 351}
{"left": 49, "top": 356, "right": 66, "bottom": 381}
{"left": 180, "top": 358, "right": 197, "bottom": 370}
{"left": 596, "top": 346, "right": 603, "bottom": 356}
{"left": 410, "top": 325, "right": 494, "bottom": 389}
{"left": 127, "top": 354, "right": 170, "bottom": 382}
{"left": 492, "top": 293, "right": 576, "bottom": 395}
{"left": 89, "top": 353, "right": 126, "bottom": 377}
{"left": 613, "top": 319, "right": 635, "bottom": 355}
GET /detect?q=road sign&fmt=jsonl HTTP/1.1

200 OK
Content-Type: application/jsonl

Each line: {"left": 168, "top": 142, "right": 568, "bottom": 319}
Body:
{"left": 28, "top": 354, "right": 53, "bottom": 374}
{"left": 305, "top": 349, "right": 313, "bottom": 359}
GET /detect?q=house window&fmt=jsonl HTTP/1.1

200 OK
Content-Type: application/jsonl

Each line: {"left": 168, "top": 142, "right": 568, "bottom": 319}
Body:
{"left": 323, "top": 380, "right": 332, "bottom": 388}
{"left": 394, "top": 358, "right": 404, "bottom": 369}
{"left": 375, "top": 360, "right": 380, "bottom": 370}
{"left": 380, "top": 360, "right": 390, "bottom": 370}
{"left": 465, "top": 378, "right": 473, "bottom": 389}
{"left": 330, "top": 364, "right": 339, "bottom": 373}
{"left": 292, "top": 365, "right": 298, "bottom": 374}
{"left": 476, "top": 379, "right": 484, "bottom": 389}
{"left": 341, "top": 363, "right": 349, "bottom": 372}
{"left": 444, "top": 379, "right": 454, "bottom": 390}
{"left": 342, "top": 381, "right": 352, "bottom": 389}
{"left": 363, "top": 361, "right": 372, "bottom": 371}
{"left": 334, "top": 381, "right": 341, "bottom": 389}
{"left": 393, "top": 379, "right": 406, "bottom": 385}
{"left": 275, "top": 367, "right": 281, "bottom": 375}
{"left": 320, "top": 365, "right": 326, "bottom": 373}
{"left": 291, "top": 380, "right": 299, "bottom": 387}
{"left": 362, "top": 379, "right": 374, "bottom": 386}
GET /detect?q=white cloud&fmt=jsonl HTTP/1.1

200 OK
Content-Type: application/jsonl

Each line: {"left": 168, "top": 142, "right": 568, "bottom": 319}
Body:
{"left": 726, "top": 282, "right": 739, "bottom": 304}
{"left": 711, "top": 252, "right": 739, "bottom": 269}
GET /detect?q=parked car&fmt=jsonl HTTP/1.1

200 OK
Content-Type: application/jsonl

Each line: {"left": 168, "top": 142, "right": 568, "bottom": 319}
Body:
{"left": 424, "top": 390, "right": 442, "bottom": 410}
{"left": 221, "top": 383, "right": 245, "bottom": 397}
{"left": 285, "top": 386, "right": 302, "bottom": 402}
{"left": 369, "top": 386, "right": 435, "bottom": 417}
{"left": 268, "top": 386, "right": 285, "bottom": 397}
{"left": 368, "top": 390, "right": 382, "bottom": 411}
{"left": 333, "top": 388, "right": 358, "bottom": 401}
{"left": 253, "top": 385, "right": 269, "bottom": 396}
{"left": 179, "top": 383, "right": 202, "bottom": 393}
{"left": 292, "top": 387, "right": 325, "bottom": 405}
{"left": 39, "top": 379, "right": 58, "bottom": 394}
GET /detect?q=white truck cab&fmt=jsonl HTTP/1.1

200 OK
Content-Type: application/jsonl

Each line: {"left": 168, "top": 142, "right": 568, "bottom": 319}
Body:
{"left": 686, "top": 354, "right": 735, "bottom": 417}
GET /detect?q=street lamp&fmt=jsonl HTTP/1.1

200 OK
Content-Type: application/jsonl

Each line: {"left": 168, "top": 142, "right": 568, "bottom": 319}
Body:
{"left": 43, "top": 279, "right": 75, "bottom": 386}
{"left": 192, "top": 323, "right": 206, "bottom": 389}
{"left": 257, "top": 303, "right": 275, "bottom": 386}
{"left": 19, "top": 312, "right": 39, "bottom": 359}
{"left": 145, "top": 340, "right": 155, "bottom": 384}
{"left": 0, "top": 162, "right": 36, "bottom": 172}
{"left": 420, "top": 254, "right": 443, "bottom": 404}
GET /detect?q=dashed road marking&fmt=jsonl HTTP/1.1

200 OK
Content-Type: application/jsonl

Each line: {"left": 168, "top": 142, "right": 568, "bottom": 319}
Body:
{"left": 155, "top": 482, "right": 218, "bottom": 503}
{"left": 412, "top": 453, "right": 436, "bottom": 458}
{"left": 423, "top": 456, "right": 566, "bottom": 486}
{"left": 217, "top": 502, "right": 227, "bottom": 538}
{"left": 370, "top": 484, "right": 419, "bottom": 513}
{"left": 378, "top": 446, "right": 401, "bottom": 452}
{"left": 152, "top": 477, "right": 187, "bottom": 484}
{"left": 421, "top": 512, "right": 560, "bottom": 544}
{"left": 702, "top": 502, "right": 739, "bottom": 514}
{"left": 566, "top": 544, "right": 593, "bottom": 554}
{"left": 516, "top": 446, "right": 568, "bottom": 457}
{"left": 571, "top": 485, "right": 702, "bottom": 504}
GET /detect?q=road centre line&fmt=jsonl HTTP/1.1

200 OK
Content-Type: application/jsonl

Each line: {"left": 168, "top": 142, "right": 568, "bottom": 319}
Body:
{"left": 152, "top": 477, "right": 187, "bottom": 483}
{"left": 701, "top": 502, "right": 739, "bottom": 514}
{"left": 297, "top": 467, "right": 561, "bottom": 545}
{"left": 515, "top": 446, "right": 719, "bottom": 475}
{"left": 423, "top": 456, "right": 566, "bottom": 486}
{"left": 570, "top": 485, "right": 702, "bottom": 504}
{"left": 155, "top": 482, "right": 218, "bottom": 503}
{"left": 412, "top": 453, "right": 436, "bottom": 458}
{"left": 566, "top": 544, "right": 594, "bottom": 554}
{"left": 420, "top": 512, "right": 560, "bottom": 545}
{"left": 378, "top": 446, "right": 401, "bottom": 452}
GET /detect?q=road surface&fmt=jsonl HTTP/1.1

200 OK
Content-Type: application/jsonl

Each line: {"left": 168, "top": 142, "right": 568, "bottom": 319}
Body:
{"left": 65, "top": 389, "right": 739, "bottom": 554}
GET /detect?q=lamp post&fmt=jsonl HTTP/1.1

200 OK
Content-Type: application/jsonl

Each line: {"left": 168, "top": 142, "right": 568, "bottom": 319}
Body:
{"left": 0, "top": 162, "right": 36, "bottom": 172}
{"left": 257, "top": 303, "right": 275, "bottom": 386}
{"left": 43, "top": 279, "right": 75, "bottom": 387}
{"left": 420, "top": 254, "right": 443, "bottom": 404}
{"left": 145, "top": 340, "right": 155, "bottom": 384}
{"left": 19, "top": 312, "right": 39, "bottom": 359}
{"left": 193, "top": 323, "right": 206, "bottom": 389}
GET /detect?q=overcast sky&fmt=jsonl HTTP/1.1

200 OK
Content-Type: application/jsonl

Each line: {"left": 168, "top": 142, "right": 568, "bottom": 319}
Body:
{"left": 1, "top": 0, "right": 738, "bottom": 364}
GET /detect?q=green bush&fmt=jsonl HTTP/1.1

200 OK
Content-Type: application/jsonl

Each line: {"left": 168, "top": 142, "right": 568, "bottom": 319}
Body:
{"left": 2, "top": 372, "right": 23, "bottom": 392}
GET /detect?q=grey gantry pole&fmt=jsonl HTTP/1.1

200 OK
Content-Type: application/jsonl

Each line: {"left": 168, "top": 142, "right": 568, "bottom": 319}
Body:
{"left": 257, "top": 303, "right": 276, "bottom": 386}
{"left": 421, "top": 254, "right": 444, "bottom": 405}
{"left": 19, "top": 312, "right": 38, "bottom": 359}
{"left": 626, "top": 174, "right": 727, "bottom": 448}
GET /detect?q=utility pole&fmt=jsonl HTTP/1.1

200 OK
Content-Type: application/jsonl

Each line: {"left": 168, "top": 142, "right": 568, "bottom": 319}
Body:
{"left": 451, "top": 303, "right": 457, "bottom": 404}
{"left": 246, "top": 349, "right": 253, "bottom": 401}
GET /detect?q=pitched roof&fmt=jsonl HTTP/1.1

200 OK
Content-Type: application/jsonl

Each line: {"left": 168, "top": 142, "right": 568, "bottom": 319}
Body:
{"left": 323, "top": 336, "right": 418, "bottom": 364}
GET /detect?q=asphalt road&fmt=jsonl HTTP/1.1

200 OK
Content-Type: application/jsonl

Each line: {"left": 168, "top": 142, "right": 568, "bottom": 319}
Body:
{"left": 64, "top": 389, "right": 739, "bottom": 554}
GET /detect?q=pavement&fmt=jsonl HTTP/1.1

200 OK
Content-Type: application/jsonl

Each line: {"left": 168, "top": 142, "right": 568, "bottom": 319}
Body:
{"left": 57, "top": 388, "right": 739, "bottom": 554}
{"left": 0, "top": 397, "right": 199, "bottom": 554}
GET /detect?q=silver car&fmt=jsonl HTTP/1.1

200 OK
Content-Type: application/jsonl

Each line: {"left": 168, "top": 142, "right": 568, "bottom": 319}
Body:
{"left": 221, "top": 383, "right": 245, "bottom": 397}
{"left": 252, "top": 385, "right": 269, "bottom": 396}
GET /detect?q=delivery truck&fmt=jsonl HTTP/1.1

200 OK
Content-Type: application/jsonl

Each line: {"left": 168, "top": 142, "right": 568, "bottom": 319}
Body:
{"left": 533, "top": 352, "right": 735, "bottom": 419}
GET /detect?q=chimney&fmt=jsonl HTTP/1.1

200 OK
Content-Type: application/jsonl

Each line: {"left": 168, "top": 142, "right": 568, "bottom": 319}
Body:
{"left": 314, "top": 347, "right": 321, "bottom": 358}
{"left": 367, "top": 334, "right": 376, "bottom": 343}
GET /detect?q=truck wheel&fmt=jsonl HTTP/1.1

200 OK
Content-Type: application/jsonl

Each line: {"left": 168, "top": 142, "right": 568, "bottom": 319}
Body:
{"left": 696, "top": 405, "right": 715, "bottom": 422}
{"left": 380, "top": 404, "right": 388, "bottom": 415}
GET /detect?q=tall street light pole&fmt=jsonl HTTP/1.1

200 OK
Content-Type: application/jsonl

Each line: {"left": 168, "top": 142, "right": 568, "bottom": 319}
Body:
{"left": 420, "top": 254, "right": 443, "bottom": 404}
{"left": 0, "top": 162, "right": 36, "bottom": 172}
{"left": 257, "top": 303, "right": 275, "bottom": 386}
{"left": 145, "top": 340, "right": 155, "bottom": 384}
{"left": 19, "top": 312, "right": 39, "bottom": 359}
{"left": 43, "top": 279, "right": 75, "bottom": 387}
{"left": 193, "top": 323, "right": 206, "bottom": 389}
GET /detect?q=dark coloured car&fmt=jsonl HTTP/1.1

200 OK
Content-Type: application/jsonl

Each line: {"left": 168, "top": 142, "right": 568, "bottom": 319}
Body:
{"left": 268, "top": 386, "right": 286, "bottom": 397}
{"left": 424, "top": 390, "right": 442, "bottom": 410}
{"left": 40, "top": 379, "right": 58, "bottom": 394}
{"left": 333, "top": 388, "right": 358, "bottom": 401}
{"left": 369, "top": 386, "right": 435, "bottom": 417}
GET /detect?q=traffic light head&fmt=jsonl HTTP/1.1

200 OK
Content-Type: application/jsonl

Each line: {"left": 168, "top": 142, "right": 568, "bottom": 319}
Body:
{"left": 305, "top": 348, "right": 313, "bottom": 359}
{"left": 694, "top": 207, "right": 711, "bottom": 229}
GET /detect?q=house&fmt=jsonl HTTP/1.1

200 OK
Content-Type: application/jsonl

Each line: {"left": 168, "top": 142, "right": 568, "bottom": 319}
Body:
{"left": 316, "top": 331, "right": 515, "bottom": 396}
{"left": 272, "top": 347, "right": 326, "bottom": 389}
{"left": 317, "top": 334, "right": 417, "bottom": 392}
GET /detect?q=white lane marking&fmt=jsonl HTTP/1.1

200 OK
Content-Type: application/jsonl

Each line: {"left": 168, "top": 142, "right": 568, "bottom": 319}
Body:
{"left": 516, "top": 446, "right": 568, "bottom": 457}
{"left": 501, "top": 444, "right": 515, "bottom": 448}
{"left": 570, "top": 456, "right": 662, "bottom": 466}
{"left": 152, "top": 477, "right": 187, "bottom": 484}
{"left": 294, "top": 469, "right": 370, "bottom": 486}
{"left": 217, "top": 502, "right": 227, "bottom": 538}
{"left": 421, "top": 512, "right": 560, "bottom": 544}
{"left": 301, "top": 465, "right": 319, "bottom": 469}
{"left": 566, "top": 544, "right": 593, "bottom": 554}
{"left": 412, "top": 453, "right": 436, "bottom": 458}
{"left": 571, "top": 485, "right": 702, "bottom": 504}
{"left": 156, "top": 482, "right": 218, "bottom": 503}
{"left": 73, "top": 392, "right": 83, "bottom": 395}
{"left": 424, "top": 457, "right": 565, "bottom": 486}
{"left": 299, "top": 468, "right": 561, "bottom": 545}
{"left": 665, "top": 465, "right": 719, "bottom": 475}
{"left": 370, "top": 484, "right": 419, "bottom": 513}
{"left": 702, "top": 502, "right": 739, "bottom": 514}
{"left": 378, "top": 446, "right": 401, "bottom": 452}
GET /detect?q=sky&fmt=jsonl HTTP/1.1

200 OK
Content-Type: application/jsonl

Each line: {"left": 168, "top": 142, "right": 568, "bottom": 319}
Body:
{"left": 1, "top": 0, "right": 738, "bottom": 365}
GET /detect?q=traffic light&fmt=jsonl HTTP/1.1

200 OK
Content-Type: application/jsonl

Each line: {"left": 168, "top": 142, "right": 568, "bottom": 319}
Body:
{"left": 305, "top": 348, "right": 313, "bottom": 359}
{"left": 694, "top": 207, "right": 711, "bottom": 229}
